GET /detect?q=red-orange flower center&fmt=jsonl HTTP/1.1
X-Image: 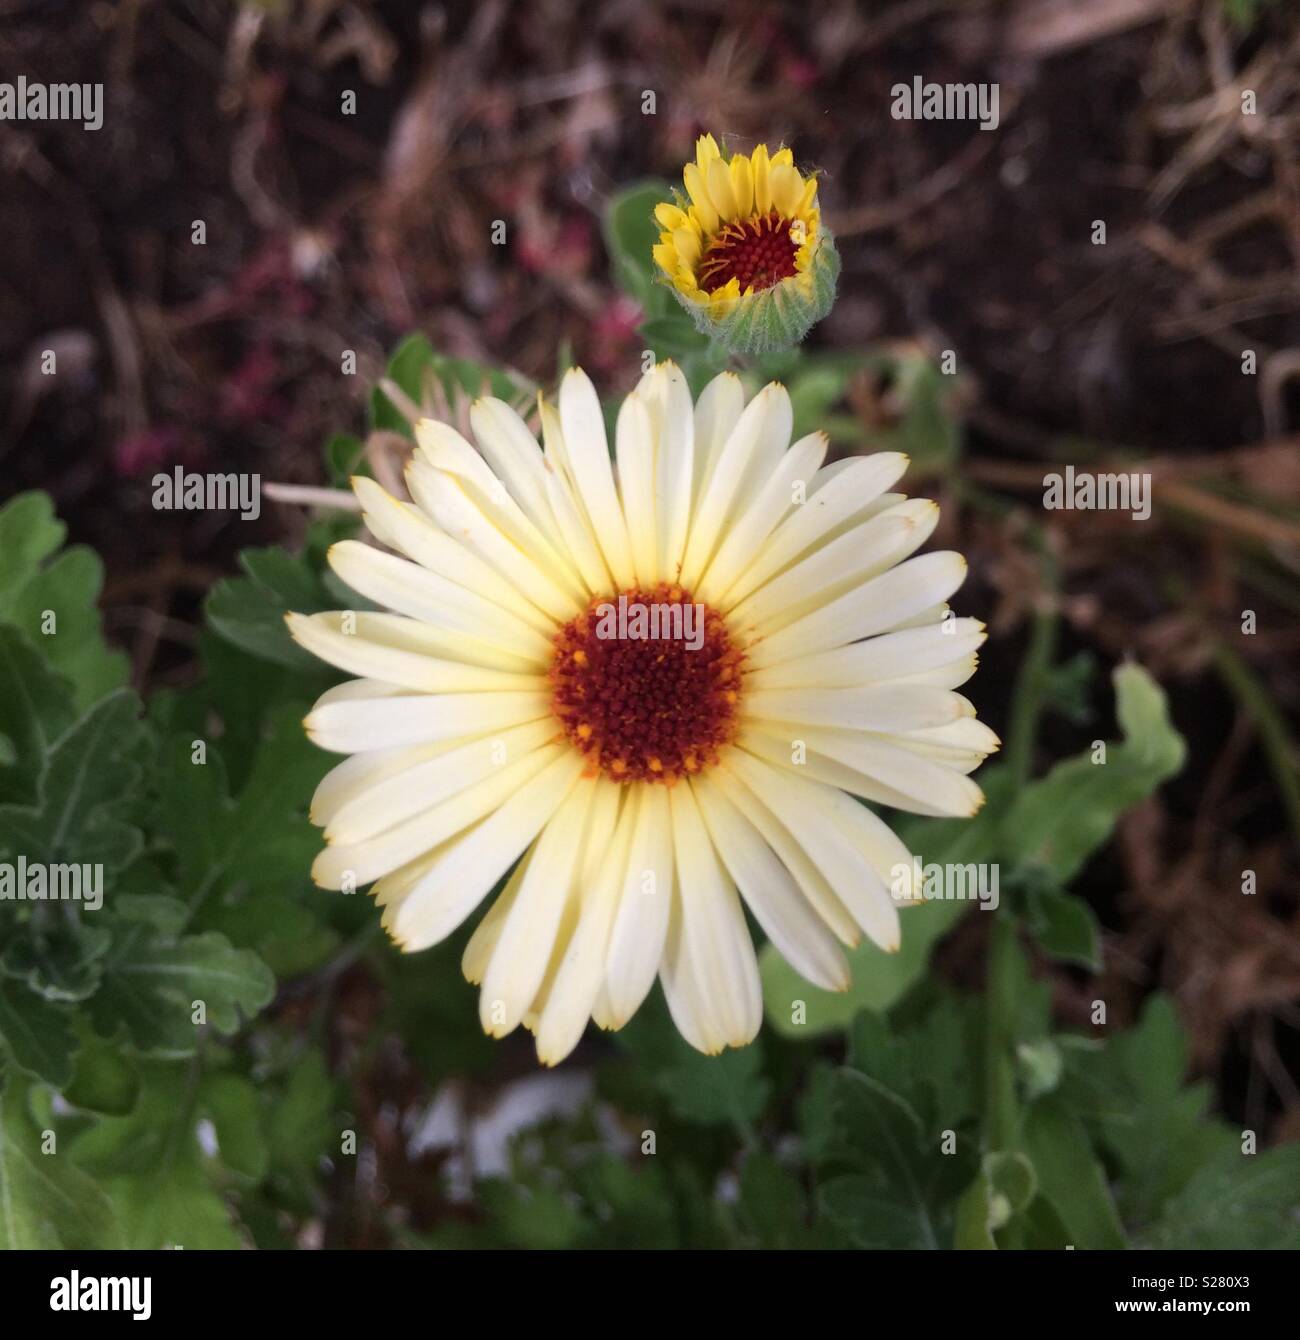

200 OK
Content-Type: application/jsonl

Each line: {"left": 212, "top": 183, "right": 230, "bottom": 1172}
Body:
{"left": 697, "top": 211, "right": 800, "bottom": 294}
{"left": 550, "top": 585, "right": 744, "bottom": 784}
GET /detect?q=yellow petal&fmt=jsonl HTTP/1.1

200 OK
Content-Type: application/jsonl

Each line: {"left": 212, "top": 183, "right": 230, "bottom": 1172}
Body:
{"left": 672, "top": 226, "right": 701, "bottom": 265}
{"left": 695, "top": 133, "right": 721, "bottom": 169}
{"left": 655, "top": 202, "right": 687, "bottom": 230}
{"left": 771, "top": 147, "right": 794, "bottom": 169}
{"left": 751, "top": 143, "right": 772, "bottom": 214}
{"left": 707, "top": 157, "right": 738, "bottom": 221}
{"left": 795, "top": 175, "right": 819, "bottom": 216}
{"left": 682, "top": 162, "right": 719, "bottom": 233}
{"left": 652, "top": 242, "right": 678, "bottom": 275}
{"left": 769, "top": 163, "right": 803, "bottom": 217}
{"left": 729, "top": 153, "right": 753, "bottom": 218}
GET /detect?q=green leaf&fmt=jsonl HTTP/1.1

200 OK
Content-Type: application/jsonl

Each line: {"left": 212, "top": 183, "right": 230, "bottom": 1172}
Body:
{"left": 71, "top": 1065, "right": 242, "bottom": 1248}
{"left": 658, "top": 1040, "right": 771, "bottom": 1129}
{"left": 0, "top": 687, "right": 146, "bottom": 875}
{"left": 1, "top": 922, "right": 112, "bottom": 1002}
{"left": 198, "top": 1072, "right": 268, "bottom": 1181}
{"left": 0, "top": 493, "right": 127, "bottom": 709}
{"left": 0, "top": 979, "right": 77, "bottom": 1086}
{"left": 1006, "top": 663, "right": 1186, "bottom": 884}
{"left": 88, "top": 928, "right": 274, "bottom": 1059}
{"left": 954, "top": 1151, "right": 1038, "bottom": 1249}
{"left": 0, "top": 492, "right": 64, "bottom": 599}
{"left": 266, "top": 1049, "right": 336, "bottom": 1203}
{"left": 325, "top": 432, "right": 367, "bottom": 487}
{"left": 205, "top": 547, "right": 343, "bottom": 672}
{"left": 64, "top": 1032, "right": 140, "bottom": 1115}
{"left": 0, "top": 626, "right": 76, "bottom": 803}
{"left": 151, "top": 706, "right": 334, "bottom": 969}
{"left": 1139, "top": 1143, "right": 1300, "bottom": 1248}
{"left": 1021, "top": 1095, "right": 1126, "bottom": 1248}
{"left": 736, "top": 1152, "right": 807, "bottom": 1248}
{"left": 603, "top": 180, "right": 673, "bottom": 309}
{"left": 1059, "top": 995, "right": 1233, "bottom": 1224}
{"left": 0, "top": 1070, "right": 120, "bottom": 1248}
{"left": 1026, "top": 885, "right": 1101, "bottom": 969}
{"left": 638, "top": 315, "right": 708, "bottom": 359}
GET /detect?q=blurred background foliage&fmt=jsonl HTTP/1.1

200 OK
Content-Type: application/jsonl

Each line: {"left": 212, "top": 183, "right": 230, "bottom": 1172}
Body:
{"left": 1, "top": 0, "right": 1298, "bottom": 1249}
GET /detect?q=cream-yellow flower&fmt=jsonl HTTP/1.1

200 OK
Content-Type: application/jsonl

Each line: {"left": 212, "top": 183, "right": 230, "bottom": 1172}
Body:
{"left": 289, "top": 363, "right": 996, "bottom": 1065}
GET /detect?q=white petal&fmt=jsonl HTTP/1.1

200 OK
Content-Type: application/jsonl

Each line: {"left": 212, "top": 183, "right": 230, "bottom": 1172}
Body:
{"left": 748, "top": 618, "right": 986, "bottom": 690}
{"left": 744, "top": 683, "right": 973, "bottom": 733}
{"left": 740, "top": 723, "right": 983, "bottom": 818}
{"left": 468, "top": 397, "right": 557, "bottom": 537}
{"left": 603, "top": 784, "right": 673, "bottom": 1027}
{"left": 328, "top": 540, "right": 553, "bottom": 666}
{"left": 615, "top": 392, "right": 659, "bottom": 586}
{"left": 323, "top": 717, "right": 558, "bottom": 844}
{"left": 719, "top": 453, "right": 910, "bottom": 609}
{"left": 392, "top": 748, "right": 586, "bottom": 951}
{"left": 286, "top": 611, "right": 543, "bottom": 689}
{"left": 405, "top": 458, "right": 582, "bottom": 622}
{"left": 640, "top": 362, "right": 695, "bottom": 581}
{"left": 310, "top": 738, "right": 448, "bottom": 826}
{"left": 746, "top": 551, "right": 969, "bottom": 670}
{"left": 312, "top": 742, "right": 560, "bottom": 888}
{"left": 696, "top": 431, "right": 828, "bottom": 605}
{"left": 535, "top": 783, "right": 638, "bottom": 1064}
{"left": 305, "top": 688, "right": 551, "bottom": 753}
{"left": 414, "top": 418, "right": 585, "bottom": 598}
{"left": 730, "top": 498, "right": 939, "bottom": 635}
{"left": 558, "top": 368, "right": 636, "bottom": 587}
{"left": 691, "top": 371, "right": 745, "bottom": 514}
{"left": 479, "top": 776, "right": 599, "bottom": 1036}
{"left": 352, "top": 476, "right": 556, "bottom": 635}
{"left": 679, "top": 384, "right": 790, "bottom": 593}
{"left": 724, "top": 750, "right": 900, "bottom": 951}
{"left": 536, "top": 395, "right": 614, "bottom": 595}
{"left": 692, "top": 774, "right": 848, "bottom": 992}
{"left": 710, "top": 766, "right": 860, "bottom": 945}
{"left": 668, "top": 782, "right": 762, "bottom": 1047}
{"left": 659, "top": 880, "right": 724, "bottom": 1054}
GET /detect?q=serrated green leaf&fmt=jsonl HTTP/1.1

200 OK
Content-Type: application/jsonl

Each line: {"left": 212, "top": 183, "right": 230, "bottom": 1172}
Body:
{"left": 658, "top": 1040, "right": 771, "bottom": 1128}
{"left": 0, "top": 687, "right": 146, "bottom": 875}
{"left": 71, "top": 1065, "right": 241, "bottom": 1248}
{"left": 0, "top": 979, "right": 77, "bottom": 1086}
{"left": 88, "top": 929, "right": 274, "bottom": 1058}
{"left": 205, "top": 547, "right": 343, "bottom": 671}
{"left": 1138, "top": 1143, "right": 1300, "bottom": 1248}
{"left": 0, "top": 626, "right": 76, "bottom": 803}
{"left": 0, "top": 1070, "right": 120, "bottom": 1248}
{"left": 150, "top": 706, "right": 333, "bottom": 968}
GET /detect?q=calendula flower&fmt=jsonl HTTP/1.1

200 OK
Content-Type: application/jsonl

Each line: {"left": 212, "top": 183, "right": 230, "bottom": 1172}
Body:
{"left": 653, "top": 135, "right": 840, "bottom": 355}
{"left": 288, "top": 363, "right": 996, "bottom": 1065}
